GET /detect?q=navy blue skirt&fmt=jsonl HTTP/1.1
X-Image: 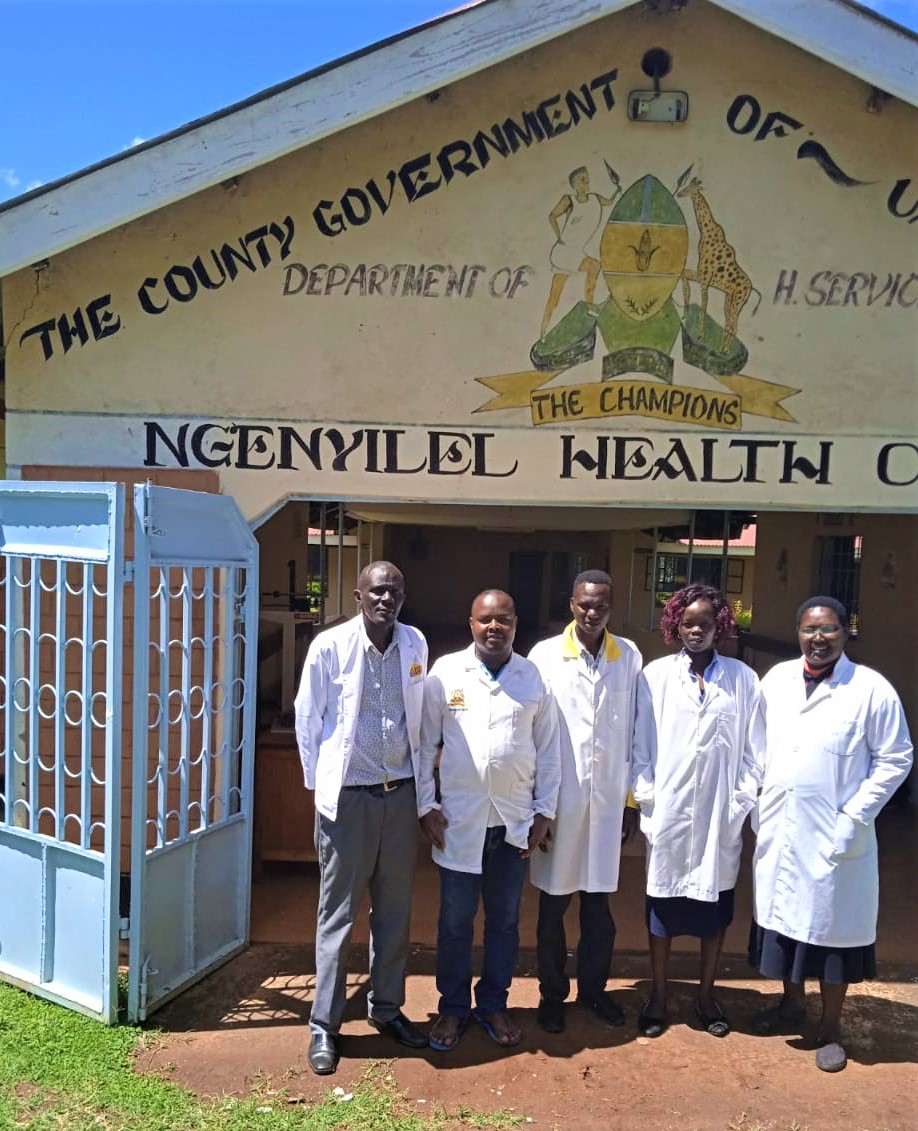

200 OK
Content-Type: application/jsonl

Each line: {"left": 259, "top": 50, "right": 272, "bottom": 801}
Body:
{"left": 748, "top": 923, "right": 876, "bottom": 985}
{"left": 646, "top": 890, "right": 735, "bottom": 939}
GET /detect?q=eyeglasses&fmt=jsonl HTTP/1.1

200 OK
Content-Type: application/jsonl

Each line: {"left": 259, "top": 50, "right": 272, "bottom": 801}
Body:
{"left": 799, "top": 624, "right": 843, "bottom": 636}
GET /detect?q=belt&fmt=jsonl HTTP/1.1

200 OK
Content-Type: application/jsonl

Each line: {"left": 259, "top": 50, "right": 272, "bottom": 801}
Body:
{"left": 341, "top": 777, "right": 414, "bottom": 796}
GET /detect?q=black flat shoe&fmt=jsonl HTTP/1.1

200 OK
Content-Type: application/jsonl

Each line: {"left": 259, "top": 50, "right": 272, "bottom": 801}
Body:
{"left": 638, "top": 1002, "right": 668, "bottom": 1038}
{"left": 580, "top": 992, "right": 626, "bottom": 1027}
{"left": 752, "top": 1001, "right": 807, "bottom": 1036}
{"left": 695, "top": 999, "right": 730, "bottom": 1038}
{"left": 369, "top": 1011, "right": 428, "bottom": 1048}
{"left": 537, "top": 996, "right": 565, "bottom": 1033}
{"left": 308, "top": 1030, "right": 339, "bottom": 1075}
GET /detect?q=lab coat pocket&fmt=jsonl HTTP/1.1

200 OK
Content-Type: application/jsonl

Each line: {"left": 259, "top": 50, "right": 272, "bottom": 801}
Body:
{"left": 825, "top": 720, "right": 860, "bottom": 757}
{"left": 832, "top": 812, "right": 870, "bottom": 860}
{"left": 605, "top": 691, "right": 627, "bottom": 732}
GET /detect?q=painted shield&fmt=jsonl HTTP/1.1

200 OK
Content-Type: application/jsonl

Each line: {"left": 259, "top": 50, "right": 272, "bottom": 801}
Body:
{"left": 600, "top": 175, "right": 688, "bottom": 322}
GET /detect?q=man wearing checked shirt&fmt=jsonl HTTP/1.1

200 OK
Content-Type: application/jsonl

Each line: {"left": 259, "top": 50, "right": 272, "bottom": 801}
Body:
{"left": 295, "top": 561, "right": 428, "bottom": 1075}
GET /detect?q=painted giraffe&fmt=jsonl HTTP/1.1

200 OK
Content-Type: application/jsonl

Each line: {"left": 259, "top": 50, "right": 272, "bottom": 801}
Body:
{"left": 676, "top": 176, "right": 760, "bottom": 352}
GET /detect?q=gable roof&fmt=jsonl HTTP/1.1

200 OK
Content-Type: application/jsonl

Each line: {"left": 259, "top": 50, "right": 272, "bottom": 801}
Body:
{"left": 1, "top": 0, "right": 915, "bottom": 278}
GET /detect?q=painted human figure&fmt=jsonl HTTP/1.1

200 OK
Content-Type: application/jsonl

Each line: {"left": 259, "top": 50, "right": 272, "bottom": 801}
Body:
{"left": 419, "top": 590, "right": 561, "bottom": 1052}
{"left": 294, "top": 561, "right": 429, "bottom": 1075}
{"left": 750, "top": 596, "right": 913, "bottom": 1072}
{"left": 540, "top": 167, "right": 615, "bottom": 336}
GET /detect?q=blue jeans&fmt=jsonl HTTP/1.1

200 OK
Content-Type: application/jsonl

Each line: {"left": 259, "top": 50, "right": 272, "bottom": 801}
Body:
{"left": 435, "top": 826, "right": 528, "bottom": 1017}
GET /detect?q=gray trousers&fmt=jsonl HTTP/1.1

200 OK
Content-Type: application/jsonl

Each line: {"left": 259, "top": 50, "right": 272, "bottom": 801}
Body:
{"left": 311, "top": 780, "right": 418, "bottom": 1035}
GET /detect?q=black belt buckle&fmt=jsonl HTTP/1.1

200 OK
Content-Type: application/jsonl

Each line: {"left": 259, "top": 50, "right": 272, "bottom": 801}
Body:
{"left": 383, "top": 778, "right": 397, "bottom": 793}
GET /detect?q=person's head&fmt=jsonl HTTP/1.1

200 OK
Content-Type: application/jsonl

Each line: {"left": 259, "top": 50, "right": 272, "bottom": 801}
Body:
{"left": 569, "top": 165, "right": 589, "bottom": 193}
{"left": 469, "top": 589, "right": 517, "bottom": 669}
{"left": 795, "top": 595, "right": 849, "bottom": 670}
{"left": 660, "top": 584, "right": 736, "bottom": 656}
{"left": 355, "top": 561, "right": 405, "bottom": 643}
{"left": 570, "top": 570, "right": 613, "bottom": 650}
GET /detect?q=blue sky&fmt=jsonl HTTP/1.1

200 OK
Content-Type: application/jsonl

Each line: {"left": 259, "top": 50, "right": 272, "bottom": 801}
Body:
{"left": 1, "top": 0, "right": 914, "bottom": 204}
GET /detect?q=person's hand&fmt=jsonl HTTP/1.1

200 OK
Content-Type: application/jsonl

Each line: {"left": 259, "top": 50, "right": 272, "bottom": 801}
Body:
{"left": 420, "top": 809, "right": 448, "bottom": 850}
{"left": 523, "top": 814, "right": 552, "bottom": 858}
{"left": 621, "top": 806, "right": 639, "bottom": 844}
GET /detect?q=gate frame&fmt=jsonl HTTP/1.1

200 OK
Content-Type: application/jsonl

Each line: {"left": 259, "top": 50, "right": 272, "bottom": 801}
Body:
{"left": 0, "top": 481, "right": 125, "bottom": 1023}
{"left": 127, "top": 482, "right": 259, "bottom": 1023}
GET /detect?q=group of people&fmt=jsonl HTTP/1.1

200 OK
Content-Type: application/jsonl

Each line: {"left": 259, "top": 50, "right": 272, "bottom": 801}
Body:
{"left": 294, "top": 561, "right": 913, "bottom": 1078}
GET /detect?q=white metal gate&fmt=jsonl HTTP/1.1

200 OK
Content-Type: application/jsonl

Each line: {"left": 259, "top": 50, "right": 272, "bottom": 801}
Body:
{"left": 0, "top": 480, "right": 258, "bottom": 1024}
{"left": 0, "top": 482, "right": 125, "bottom": 1022}
{"left": 127, "top": 484, "right": 258, "bottom": 1021}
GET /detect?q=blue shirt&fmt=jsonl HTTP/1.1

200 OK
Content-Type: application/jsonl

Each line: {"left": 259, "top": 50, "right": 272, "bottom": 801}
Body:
{"left": 344, "top": 628, "right": 411, "bottom": 785}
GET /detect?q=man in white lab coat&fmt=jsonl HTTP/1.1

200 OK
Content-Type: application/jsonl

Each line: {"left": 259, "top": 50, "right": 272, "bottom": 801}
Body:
{"left": 528, "top": 570, "right": 647, "bottom": 1034}
{"left": 419, "top": 589, "right": 561, "bottom": 1052}
{"left": 295, "top": 561, "right": 429, "bottom": 1075}
{"left": 752, "top": 595, "right": 913, "bottom": 1073}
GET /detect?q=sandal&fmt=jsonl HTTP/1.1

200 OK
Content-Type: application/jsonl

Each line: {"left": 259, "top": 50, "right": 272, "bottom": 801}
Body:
{"left": 695, "top": 999, "right": 730, "bottom": 1038}
{"left": 752, "top": 1001, "right": 807, "bottom": 1036}
{"left": 472, "top": 1008, "right": 522, "bottom": 1048}
{"left": 638, "top": 1001, "right": 668, "bottom": 1038}
{"left": 428, "top": 1014, "right": 469, "bottom": 1052}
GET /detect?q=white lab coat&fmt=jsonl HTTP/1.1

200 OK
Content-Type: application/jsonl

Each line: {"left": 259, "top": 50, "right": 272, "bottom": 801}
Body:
{"left": 418, "top": 646, "right": 561, "bottom": 874}
{"left": 294, "top": 616, "right": 428, "bottom": 820}
{"left": 528, "top": 624, "right": 647, "bottom": 895}
{"left": 753, "top": 654, "right": 913, "bottom": 948}
{"left": 632, "top": 651, "right": 765, "bottom": 902}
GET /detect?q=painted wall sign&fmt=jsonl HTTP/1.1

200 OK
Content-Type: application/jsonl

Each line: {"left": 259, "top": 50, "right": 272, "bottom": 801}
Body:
{"left": 310, "top": 66, "right": 620, "bottom": 237}
{"left": 9, "top": 411, "right": 915, "bottom": 520}
{"left": 5, "top": 2, "right": 916, "bottom": 516}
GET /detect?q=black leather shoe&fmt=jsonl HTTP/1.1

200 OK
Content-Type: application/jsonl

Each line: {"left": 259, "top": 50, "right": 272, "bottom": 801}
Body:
{"left": 369, "top": 1011, "right": 428, "bottom": 1048}
{"left": 537, "top": 996, "right": 565, "bottom": 1034}
{"left": 308, "top": 1030, "right": 339, "bottom": 1075}
{"left": 580, "top": 992, "right": 626, "bottom": 1027}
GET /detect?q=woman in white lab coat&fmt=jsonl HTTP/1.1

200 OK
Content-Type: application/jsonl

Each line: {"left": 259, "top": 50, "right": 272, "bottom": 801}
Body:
{"left": 632, "top": 585, "right": 764, "bottom": 1039}
{"left": 751, "top": 596, "right": 913, "bottom": 1073}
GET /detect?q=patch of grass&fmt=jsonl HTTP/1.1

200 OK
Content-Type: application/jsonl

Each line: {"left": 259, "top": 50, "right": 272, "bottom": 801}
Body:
{"left": 0, "top": 983, "right": 522, "bottom": 1130}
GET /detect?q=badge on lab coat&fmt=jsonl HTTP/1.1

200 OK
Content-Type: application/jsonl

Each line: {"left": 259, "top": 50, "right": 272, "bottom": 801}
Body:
{"left": 447, "top": 689, "right": 467, "bottom": 710}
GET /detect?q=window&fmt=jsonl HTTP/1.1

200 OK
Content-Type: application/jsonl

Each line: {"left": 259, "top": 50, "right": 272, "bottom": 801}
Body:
{"left": 548, "top": 552, "right": 585, "bottom": 621}
{"left": 644, "top": 554, "right": 744, "bottom": 599}
{"left": 815, "top": 535, "right": 861, "bottom": 635}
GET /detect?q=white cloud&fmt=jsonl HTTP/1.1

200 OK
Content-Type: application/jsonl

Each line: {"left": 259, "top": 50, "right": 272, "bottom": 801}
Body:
{"left": 0, "top": 168, "right": 44, "bottom": 200}
{"left": 127, "top": 136, "right": 146, "bottom": 148}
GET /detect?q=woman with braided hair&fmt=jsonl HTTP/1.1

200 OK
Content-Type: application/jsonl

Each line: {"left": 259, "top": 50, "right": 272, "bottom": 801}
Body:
{"left": 632, "top": 584, "right": 765, "bottom": 1039}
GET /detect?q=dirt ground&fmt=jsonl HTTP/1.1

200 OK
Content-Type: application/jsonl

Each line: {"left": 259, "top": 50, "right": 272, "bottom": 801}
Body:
{"left": 139, "top": 945, "right": 918, "bottom": 1131}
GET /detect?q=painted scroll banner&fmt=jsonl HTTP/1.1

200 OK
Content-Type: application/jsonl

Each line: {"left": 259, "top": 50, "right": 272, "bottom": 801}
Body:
{"left": 474, "top": 370, "right": 799, "bottom": 430}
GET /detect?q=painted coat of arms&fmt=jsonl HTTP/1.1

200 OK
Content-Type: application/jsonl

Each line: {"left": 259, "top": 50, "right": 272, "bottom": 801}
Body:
{"left": 477, "top": 164, "right": 797, "bottom": 430}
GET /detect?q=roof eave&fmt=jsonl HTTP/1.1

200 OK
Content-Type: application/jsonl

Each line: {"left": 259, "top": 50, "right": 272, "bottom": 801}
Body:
{"left": 707, "top": 0, "right": 918, "bottom": 108}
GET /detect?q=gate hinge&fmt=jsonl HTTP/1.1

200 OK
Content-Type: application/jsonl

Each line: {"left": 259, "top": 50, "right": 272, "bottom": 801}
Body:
{"left": 119, "top": 916, "right": 131, "bottom": 940}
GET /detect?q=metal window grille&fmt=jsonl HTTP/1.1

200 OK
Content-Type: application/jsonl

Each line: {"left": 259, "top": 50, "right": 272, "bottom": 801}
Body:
{"left": 815, "top": 535, "right": 862, "bottom": 634}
